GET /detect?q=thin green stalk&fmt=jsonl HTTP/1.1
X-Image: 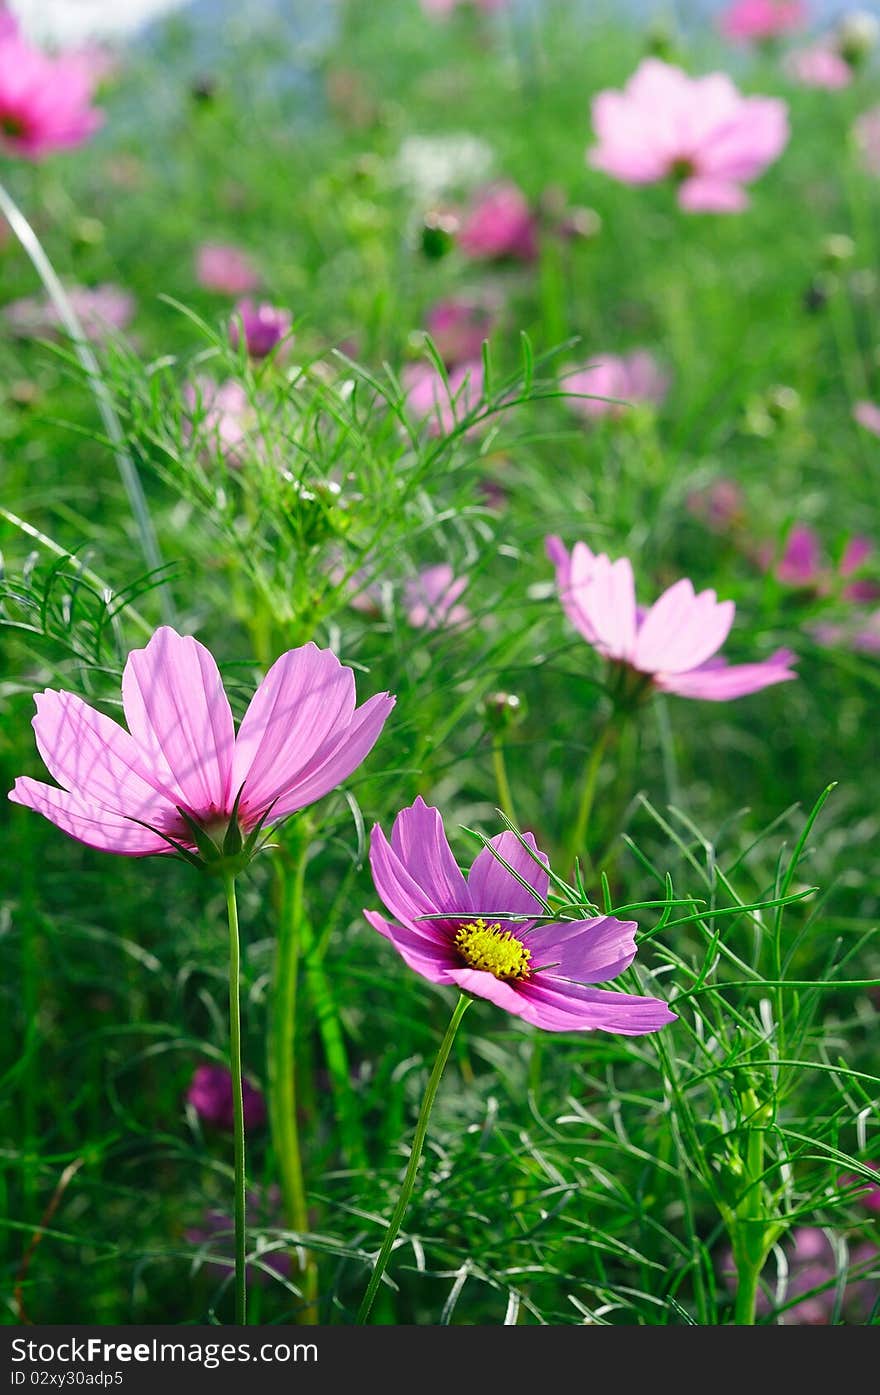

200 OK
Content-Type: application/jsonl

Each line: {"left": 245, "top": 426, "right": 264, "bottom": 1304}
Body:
{"left": 567, "top": 719, "right": 614, "bottom": 871}
{"left": 491, "top": 735, "right": 518, "bottom": 826}
{"left": 0, "top": 180, "right": 173, "bottom": 624}
{"left": 269, "top": 847, "right": 318, "bottom": 1322}
{"left": 357, "top": 993, "right": 471, "bottom": 1324}
{"left": 222, "top": 872, "right": 247, "bottom": 1326}
{"left": 732, "top": 1089, "right": 769, "bottom": 1326}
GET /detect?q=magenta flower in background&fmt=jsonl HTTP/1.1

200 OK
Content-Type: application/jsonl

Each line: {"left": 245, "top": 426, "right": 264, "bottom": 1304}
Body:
{"left": 365, "top": 797, "right": 676, "bottom": 1035}
{"left": 187, "top": 1063, "right": 267, "bottom": 1132}
{"left": 0, "top": 22, "right": 103, "bottom": 158}
{"left": 721, "top": 1228, "right": 879, "bottom": 1324}
{"left": 4, "top": 284, "right": 134, "bottom": 344}
{"left": 423, "top": 298, "right": 495, "bottom": 368}
{"left": 458, "top": 182, "right": 538, "bottom": 262}
{"left": 547, "top": 536, "right": 797, "bottom": 702}
{"left": 561, "top": 351, "right": 669, "bottom": 420}
{"left": 784, "top": 45, "right": 852, "bottom": 89}
{"left": 229, "top": 299, "right": 293, "bottom": 359}
{"left": 840, "top": 1164, "right": 880, "bottom": 1214}
{"left": 421, "top": 0, "right": 508, "bottom": 15}
{"left": 589, "top": 59, "right": 789, "bottom": 213}
{"left": 404, "top": 565, "right": 470, "bottom": 630}
{"left": 9, "top": 626, "right": 394, "bottom": 858}
{"left": 403, "top": 358, "right": 485, "bottom": 436}
{"left": 763, "top": 524, "right": 879, "bottom": 600}
{"left": 686, "top": 479, "right": 745, "bottom": 533}
{"left": 196, "top": 243, "right": 260, "bottom": 295}
{"left": 854, "top": 400, "right": 880, "bottom": 436}
{"left": 183, "top": 376, "right": 253, "bottom": 469}
{"left": 854, "top": 108, "right": 880, "bottom": 177}
{"left": 719, "top": 0, "right": 807, "bottom": 44}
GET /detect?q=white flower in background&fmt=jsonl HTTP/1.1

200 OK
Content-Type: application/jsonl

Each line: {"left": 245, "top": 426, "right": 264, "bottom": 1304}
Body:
{"left": 394, "top": 133, "right": 494, "bottom": 203}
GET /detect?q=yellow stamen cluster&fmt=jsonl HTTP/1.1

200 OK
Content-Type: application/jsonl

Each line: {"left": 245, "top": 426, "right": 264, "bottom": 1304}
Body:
{"left": 454, "top": 917, "right": 532, "bottom": 982}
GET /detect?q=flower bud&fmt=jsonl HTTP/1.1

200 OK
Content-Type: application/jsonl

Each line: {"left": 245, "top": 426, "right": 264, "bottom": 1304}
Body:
{"left": 480, "top": 691, "right": 524, "bottom": 731}
{"left": 420, "top": 208, "right": 460, "bottom": 259}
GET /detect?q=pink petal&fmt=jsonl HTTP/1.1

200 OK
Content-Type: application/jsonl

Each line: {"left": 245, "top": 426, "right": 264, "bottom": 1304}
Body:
{"left": 516, "top": 977, "right": 677, "bottom": 1035}
{"left": 9, "top": 777, "right": 171, "bottom": 856}
{"left": 524, "top": 916, "right": 638, "bottom": 982}
{"left": 678, "top": 177, "right": 749, "bottom": 213}
{"left": 121, "top": 627, "right": 235, "bottom": 816}
{"left": 389, "top": 796, "right": 470, "bottom": 912}
{"left": 467, "top": 831, "right": 549, "bottom": 918}
{"left": 578, "top": 554, "right": 638, "bottom": 661}
{"left": 232, "top": 643, "right": 355, "bottom": 814}
{"left": 364, "top": 910, "right": 460, "bottom": 984}
{"left": 268, "top": 691, "right": 395, "bottom": 819}
{"left": 659, "top": 648, "right": 797, "bottom": 700}
{"left": 369, "top": 820, "right": 468, "bottom": 941}
{"left": 634, "top": 580, "right": 735, "bottom": 674}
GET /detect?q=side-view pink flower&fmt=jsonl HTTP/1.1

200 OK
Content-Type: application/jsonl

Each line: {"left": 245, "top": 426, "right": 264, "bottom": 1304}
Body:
{"left": 719, "top": 0, "right": 807, "bottom": 44}
{"left": 196, "top": 243, "right": 261, "bottom": 295}
{"left": 365, "top": 797, "right": 676, "bottom": 1035}
{"left": 589, "top": 59, "right": 789, "bottom": 213}
{"left": 9, "top": 627, "right": 394, "bottom": 858}
{"left": 0, "top": 20, "right": 104, "bottom": 159}
{"left": 458, "top": 182, "right": 538, "bottom": 262}
{"left": 404, "top": 565, "right": 470, "bottom": 630}
{"left": 403, "top": 359, "right": 484, "bottom": 436}
{"left": 562, "top": 351, "right": 669, "bottom": 420}
{"left": 547, "top": 536, "right": 797, "bottom": 702}
{"left": 784, "top": 45, "right": 852, "bottom": 90}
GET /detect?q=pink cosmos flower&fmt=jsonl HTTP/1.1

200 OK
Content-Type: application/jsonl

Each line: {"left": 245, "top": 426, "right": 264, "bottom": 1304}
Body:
{"left": 423, "top": 298, "right": 495, "bottom": 368}
{"left": 812, "top": 608, "right": 880, "bottom": 654}
{"left": 403, "top": 565, "right": 470, "bottom": 629}
{"left": 854, "top": 108, "right": 880, "bottom": 177}
{"left": 187, "top": 1064, "right": 267, "bottom": 1132}
{"left": 686, "top": 479, "right": 745, "bottom": 532}
{"left": 9, "top": 627, "right": 394, "bottom": 859}
{"left": 0, "top": 23, "right": 103, "bottom": 159}
{"left": 561, "top": 351, "right": 669, "bottom": 420}
{"left": 547, "top": 536, "right": 797, "bottom": 702}
{"left": 719, "top": 0, "right": 808, "bottom": 44}
{"left": 854, "top": 400, "right": 880, "bottom": 436}
{"left": 458, "top": 182, "right": 538, "bottom": 262}
{"left": 183, "top": 377, "right": 253, "bottom": 469}
{"left": 589, "top": 59, "right": 789, "bottom": 213}
{"left": 421, "top": 0, "right": 507, "bottom": 15}
{"left": 403, "top": 359, "right": 484, "bottom": 436}
{"left": 721, "top": 1228, "right": 879, "bottom": 1324}
{"left": 4, "top": 284, "right": 134, "bottom": 344}
{"left": 196, "top": 243, "right": 260, "bottom": 295}
{"left": 364, "top": 797, "right": 676, "bottom": 1035}
{"left": 764, "top": 524, "right": 879, "bottom": 600}
{"left": 784, "top": 45, "right": 852, "bottom": 90}
{"left": 229, "top": 299, "right": 293, "bottom": 359}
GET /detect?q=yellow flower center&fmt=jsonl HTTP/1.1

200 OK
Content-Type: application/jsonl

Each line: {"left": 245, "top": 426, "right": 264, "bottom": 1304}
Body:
{"left": 454, "top": 917, "right": 532, "bottom": 981}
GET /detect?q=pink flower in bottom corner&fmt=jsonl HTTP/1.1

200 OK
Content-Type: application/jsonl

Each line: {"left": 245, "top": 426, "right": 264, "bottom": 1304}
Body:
{"left": 196, "top": 243, "right": 260, "bottom": 295}
{"left": 0, "top": 21, "right": 103, "bottom": 159}
{"left": 719, "top": 0, "right": 807, "bottom": 44}
{"left": 364, "top": 797, "right": 676, "bottom": 1035}
{"left": 547, "top": 536, "right": 797, "bottom": 702}
{"left": 403, "top": 359, "right": 485, "bottom": 436}
{"left": 187, "top": 1063, "right": 267, "bottom": 1131}
{"left": 404, "top": 565, "right": 470, "bottom": 630}
{"left": 589, "top": 59, "right": 789, "bottom": 213}
{"left": 721, "top": 1228, "right": 880, "bottom": 1324}
{"left": 9, "top": 626, "right": 394, "bottom": 860}
{"left": 784, "top": 45, "right": 852, "bottom": 91}
{"left": 457, "top": 182, "right": 538, "bottom": 262}
{"left": 561, "top": 351, "right": 669, "bottom": 420}
{"left": 854, "top": 401, "right": 880, "bottom": 437}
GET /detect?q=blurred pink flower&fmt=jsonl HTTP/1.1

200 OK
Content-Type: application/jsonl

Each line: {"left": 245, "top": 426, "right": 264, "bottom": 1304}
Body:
{"left": 403, "top": 565, "right": 470, "bottom": 629}
{"left": 854, "top": 107, "right": 880, "bottom": 177}
{"left": 840, "top": 1164, "right": 880, "bottom": 1214}
{"left": 686, "top": 479, "right": 745, "bottom": 532}
{"left": 719, "top": 0, "right": 807, "bottom": 43}
{"left": 424, "top": 298, "right": 495, "bottom": 367}
{"left": 458, "top": 182, "right": 538, "bottom": 262}
{"left": 721, "top": 1228, "right": 879, "bottom": 1324}
{"left": 187, "top": 1063, "right": 267, "bottom": 1132}
{"left": 184, "top": 377, "right": 253, "bottom": 468}
{"left": 589, "top": 59, "right": 789, "bottom": 213}
{"left": 421, "top": 0, "right": 507, "bottom": 14}
{"left": 812, "top": 608, "right": 880, "bottom": 653}
{"left": 229, "top": 299, "right": 293, "bottom": 359}
{"left": 547, "top": 535, "right": 797, "bottom": 702}
{"left": 784, "top": 45, "right": 852, "bottom": 90}
{"left": 196, "top": 243, "right": 260, "bottom": 295}
{"left": 403, "top": 359, "right": 485, "bottom": 436}
{"left": 0, "top": 23, "right": 103, "bottom": 159}
{"left": 188, "top": 1185, "right": 291, "bottom": 1287}
{"left": 561, "top": 351, "right": 669, "bottom": 420}
{"left": 4, "top": 284, "right": 134, "bottom": 344}
{"left": 9, "top": 626, "right": 394, "bottom": 858}
{"left": 854, "top": 400, "right": 880, "bottom": 436}
{"left": 764, "top": 524, "right": 879, "bottom": 600}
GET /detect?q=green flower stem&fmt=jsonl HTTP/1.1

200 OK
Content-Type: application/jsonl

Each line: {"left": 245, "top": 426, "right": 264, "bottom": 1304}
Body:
{"left": 0, "top": 179, "right": 173, "bottom": 624}
{"left": 222, "top": 871, "right": 247, "bottom": 1326}
{"left": 357, "top": 993, "right": 471, "bottom": 1324}
{"left": 567, "top": 719, "right": 614, "bottom": 871}
{"left": 491, "top": 734, "right": 518, "bottom": 827}
{"left": 269, "top": 845, "right": 318, "bottom": 1322}
{"left": 732, "top": 1088, "right": 769, "bottom": 1326}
